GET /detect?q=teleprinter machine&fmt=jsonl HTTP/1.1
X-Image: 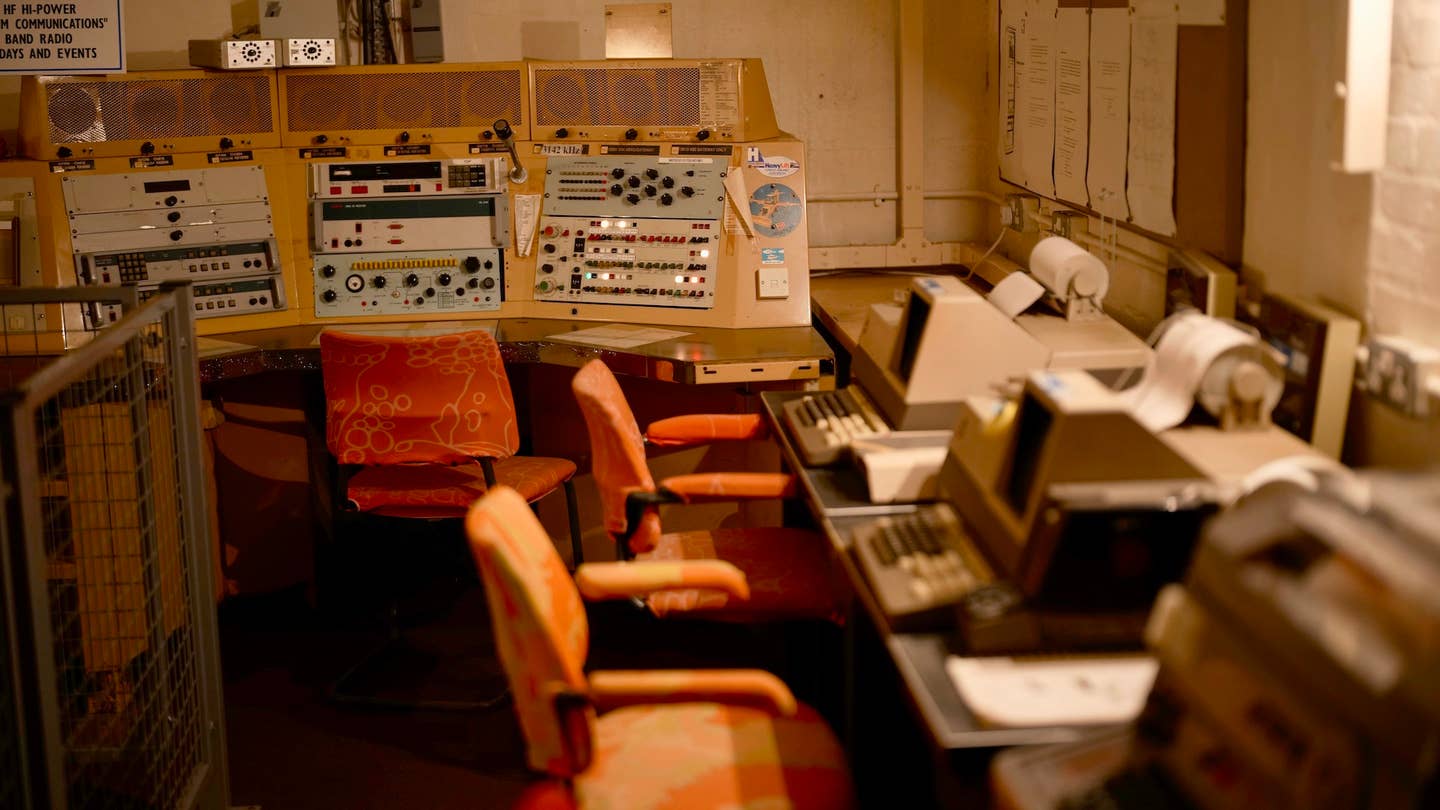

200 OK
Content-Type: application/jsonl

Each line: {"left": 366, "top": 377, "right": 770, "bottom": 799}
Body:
{"left": 851, "top": 369, "right": 1221, "bottom": 651}
{"left": 851, "top": 238, "right": 1151, "bottom": 431}
{"left": 1127, "top": 310, "right": 1340, "bottom": 499}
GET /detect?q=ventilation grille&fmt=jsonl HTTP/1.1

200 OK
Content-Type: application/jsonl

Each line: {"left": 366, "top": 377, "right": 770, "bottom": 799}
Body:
{"left": 284, "top": 69, "right": 524, "bottom": 132}
{"left": 534, "top": 67, "right": 701, "bottom": 127}
{"left": 45, "top": 76, "right": 275, "bottom": 144}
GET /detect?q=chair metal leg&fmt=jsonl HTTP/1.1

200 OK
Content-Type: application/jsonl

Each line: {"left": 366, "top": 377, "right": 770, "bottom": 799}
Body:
{"left": 563, "top": 478, "right": 583, "bottom": 566}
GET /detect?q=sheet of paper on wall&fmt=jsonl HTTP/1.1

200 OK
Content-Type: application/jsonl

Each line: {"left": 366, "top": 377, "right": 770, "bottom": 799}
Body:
{"left": 1126, "top": 0, "right": 1179, "bottom": 236}
{"left": 1087, "top": 2, "right": 1131, "bottom": 220}
{"left": 999, "top": 0, "right": 1026, "bottom": 188}
{"left": 1053, "top": 1, "right": 1090, "bottom": 205}
{"left": 1019, "top": 0, "right": 1058, "bottom": 198}
{"left": 1178, "top": 0, "right": 1224, "bottom": 25}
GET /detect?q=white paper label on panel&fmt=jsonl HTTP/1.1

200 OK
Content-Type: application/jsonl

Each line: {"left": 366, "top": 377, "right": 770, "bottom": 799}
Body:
{"left": 1054, "top": 6, "right": 1090, "bottom": 205}
{"left": 1127, "top": 0, "right": 1179, "bottom": 236}
{"left": 1087, "top": 6, "right": 1130, "bottom": 220}
{"left": 0, "top": 0, "right": 125, "bottom": 74}
{"left": 1019, "top": 0, "right": 1058, "bottom": 198}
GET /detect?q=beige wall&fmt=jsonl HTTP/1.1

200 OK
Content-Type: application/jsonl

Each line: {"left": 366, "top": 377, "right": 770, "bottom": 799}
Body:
{"left": 0, "top": 0, "right": 995, "bottom": 248}
{"left": 1245, "top": 0, "right": 1440, "bottom": 468}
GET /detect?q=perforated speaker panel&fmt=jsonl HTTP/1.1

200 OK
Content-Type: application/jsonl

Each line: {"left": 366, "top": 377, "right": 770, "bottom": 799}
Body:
{"left": 45, "top": 76, "right": 275, "bottom": 144}
{"left": 283, "top": 69, "right": 523, "bottom": 133}
{"left": 534, "top": 67, "right": 701, "bottom": 127}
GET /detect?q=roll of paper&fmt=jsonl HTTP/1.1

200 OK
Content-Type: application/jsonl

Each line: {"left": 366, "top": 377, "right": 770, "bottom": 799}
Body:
{"left": 1121, "top": 312, "right": 1257, "bottom": 432}
{"left": 1028, "top": 236, "right": 1110, "bottom": 302}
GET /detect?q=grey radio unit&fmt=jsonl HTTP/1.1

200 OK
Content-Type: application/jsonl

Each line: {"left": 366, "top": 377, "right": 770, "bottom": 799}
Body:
{"left": 312, "top": 196, "right": 509, "bottom": 253}
{"left": 310, "top": 158, "right": 508, "bottom": 198}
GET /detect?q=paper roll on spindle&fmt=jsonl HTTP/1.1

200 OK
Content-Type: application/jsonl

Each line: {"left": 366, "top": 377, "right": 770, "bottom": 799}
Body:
{"left": 1121, "top": 312, "right": 1259, "bottom": 432}
{"left": 1028, "top": 236, "right": 1110, "bottom": 302}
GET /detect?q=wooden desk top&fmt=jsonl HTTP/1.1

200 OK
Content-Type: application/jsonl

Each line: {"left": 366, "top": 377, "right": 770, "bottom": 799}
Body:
{"left": 810, "top": 268, "right": 967, "bottom": 353}
{"left": 194, "top": 318, "right": 835, "bottom": 386}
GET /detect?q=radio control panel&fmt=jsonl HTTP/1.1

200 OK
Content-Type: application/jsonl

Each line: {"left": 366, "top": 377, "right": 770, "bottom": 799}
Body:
{"left": 312, "top": 250, "right": 503, "bottom": 317}
{"left": 534, "top": 156, "right": 725, "bottom": 309}
{"left": 62, "top": 166, "right": 287, "bottom": 325}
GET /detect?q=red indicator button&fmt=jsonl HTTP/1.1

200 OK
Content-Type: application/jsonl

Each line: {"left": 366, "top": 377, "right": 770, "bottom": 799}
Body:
{"left": 353, "top": 185, "right": 368, "bottom": 194}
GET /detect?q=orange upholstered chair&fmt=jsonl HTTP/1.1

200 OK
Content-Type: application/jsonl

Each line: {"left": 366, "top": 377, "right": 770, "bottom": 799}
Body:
{"left": 571, "top": 359, "right": 840, "bottom": 622}
{"left": 319, "top": 329, "right": 581, "bottom": 706}
{"left": 467, "top": 487, "right": 855, "bottom": 810}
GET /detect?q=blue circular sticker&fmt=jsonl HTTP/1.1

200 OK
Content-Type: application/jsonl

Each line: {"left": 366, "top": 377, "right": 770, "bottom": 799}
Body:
{"left": 749, "top": 183, "right": 803, "bottom": 238}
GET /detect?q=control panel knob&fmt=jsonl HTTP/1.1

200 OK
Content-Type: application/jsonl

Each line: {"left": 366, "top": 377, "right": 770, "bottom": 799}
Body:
{"left": 56, "top": 146, "right": 72, "bottom": 158}
{"left": 660, "top": 193, "right": 674, "bottom": 206}
{"left": 624, "top": 128, "right": 639, "bottom": 141}
{"left": 169, "top": 229, "right": 183, "bottom": 241}
{"left": 219, "top": 137, "right": 234, "bottom": 149}
{"left": 611, "top": 167, "right": 626, "bottom": 179}
{"left": 681, "top": 186, "right": 695, "bottom": 198}
{"left": 314, "top": 134, "right": 329, "bottom": 144}
{"left": 167, "top": 211, "right": 181, "bottom": 222}
{"left": 661, "top": 175, "right": 675, "bottom": 188}
{"left": 645, "top": 168, "right": 659, "bottom": 180}
{"left": 543, "top": 243, "right": 557, "bottom": 254}
{"left": 321, "top": 264, "right": 337, "bottom": 277}
{"left": 468, "top": 277, "right": 480, "bottom": 289}
{"left": 398, "top": 130, "right": 411, "bottom": 143}
{"left": 322, "top": 289, "right": 338, "bottom": 303}
{"left": 541, "top": 263, "right": 555, "bottom": 273}
{"left": 404, "top": 273, "right": 420, "bottom": 287}
{"left": 610, "top": 184, "right": 623, "bottom": 196}
{"left": 555, "top": 127, "right": 569, "bottom": 138}
{"left": 372, "top": 275, "right": 387, "bottom": 289}
{"left": 484, "top": 259, "right": 494, "bottom": 269}
{"left": 164, "top": 195, "right": 178, "bottom": 207}
{"left": 463, "top": 256, "right": 481, "bottom": 272}
{"left": 625, "top": 193, "right": 640, "bottom": 205}
{"left": 644, "top": 185, "right": 657, "bottom": 197}
{"left": 697, "top": 129, "right": 711, "bottom": 141}
{"left": 437, "top": 273, "right": 452, "bottom": 286}
{"left": 627, "top": 175, "right": 640, "bottom": 188}
{"left": 141, "top": 141, "right": 155, "bottom": 155}
{"left": 481, "top": 277, "right": 496, "bottom": 289}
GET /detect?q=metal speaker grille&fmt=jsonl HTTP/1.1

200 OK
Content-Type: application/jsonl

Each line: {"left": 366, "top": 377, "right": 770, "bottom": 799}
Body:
{"left": 47, "top": 84, "right": 103, "bottom": 143}
{"left": 46, "top": 76, "right": 274, "bottom": 144}
{"left": 284, "top": 69, "right": 523, "bottom": 133}
{"left": 535, "top": 67, "right": 700, "bottom": 127}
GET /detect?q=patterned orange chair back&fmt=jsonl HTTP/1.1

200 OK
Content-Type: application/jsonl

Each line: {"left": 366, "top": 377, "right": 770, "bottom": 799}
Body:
{"left": 319, "top": 330, "right": 520, "bottom": 465}
{"left": 570, "top": 360, "right": 664, "bottom": 553}
{"left": 466, "top": 487, "right": 594, "bottom": 778}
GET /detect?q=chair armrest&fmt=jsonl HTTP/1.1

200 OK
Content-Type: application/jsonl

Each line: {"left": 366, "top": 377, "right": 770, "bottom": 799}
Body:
{"left": 658, "top": 472, "right": 797, "bottom": 502}
{"left": 575, "top": 560, "right": 749, "bottom": 602}
{"left": 645, "top": 413, "right": 769, "bottom": 447}
{"left": 588, "top": 669, "right": 798, "bottom": 716}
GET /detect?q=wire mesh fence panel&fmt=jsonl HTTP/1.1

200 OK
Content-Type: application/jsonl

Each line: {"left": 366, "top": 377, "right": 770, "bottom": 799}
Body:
{"left": 0, "top": 481, "right": 30, "bottom": 808}
{"left": 1, "top": 284, "right": 225, "bottom": 810}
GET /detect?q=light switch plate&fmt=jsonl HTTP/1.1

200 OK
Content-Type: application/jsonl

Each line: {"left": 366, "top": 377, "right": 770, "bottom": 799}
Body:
{"left": 757, "top": 266, "right": 789, "bottom": 299}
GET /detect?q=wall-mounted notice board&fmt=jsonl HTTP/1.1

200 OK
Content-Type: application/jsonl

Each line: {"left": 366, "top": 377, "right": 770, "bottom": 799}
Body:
{"left": 999, "top": 0, "right": 1246, "bottom": 263}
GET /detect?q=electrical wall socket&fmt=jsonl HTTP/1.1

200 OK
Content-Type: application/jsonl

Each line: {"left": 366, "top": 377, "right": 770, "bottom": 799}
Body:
{"left": 1051, "top": 209, "right": 1085, "bottom": 239}
{"left": 1362, "top": 334, "right": 1440, "bottom": 418}
{"left": 1002, "top": 193, "right": 1039, "bottom": 232}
